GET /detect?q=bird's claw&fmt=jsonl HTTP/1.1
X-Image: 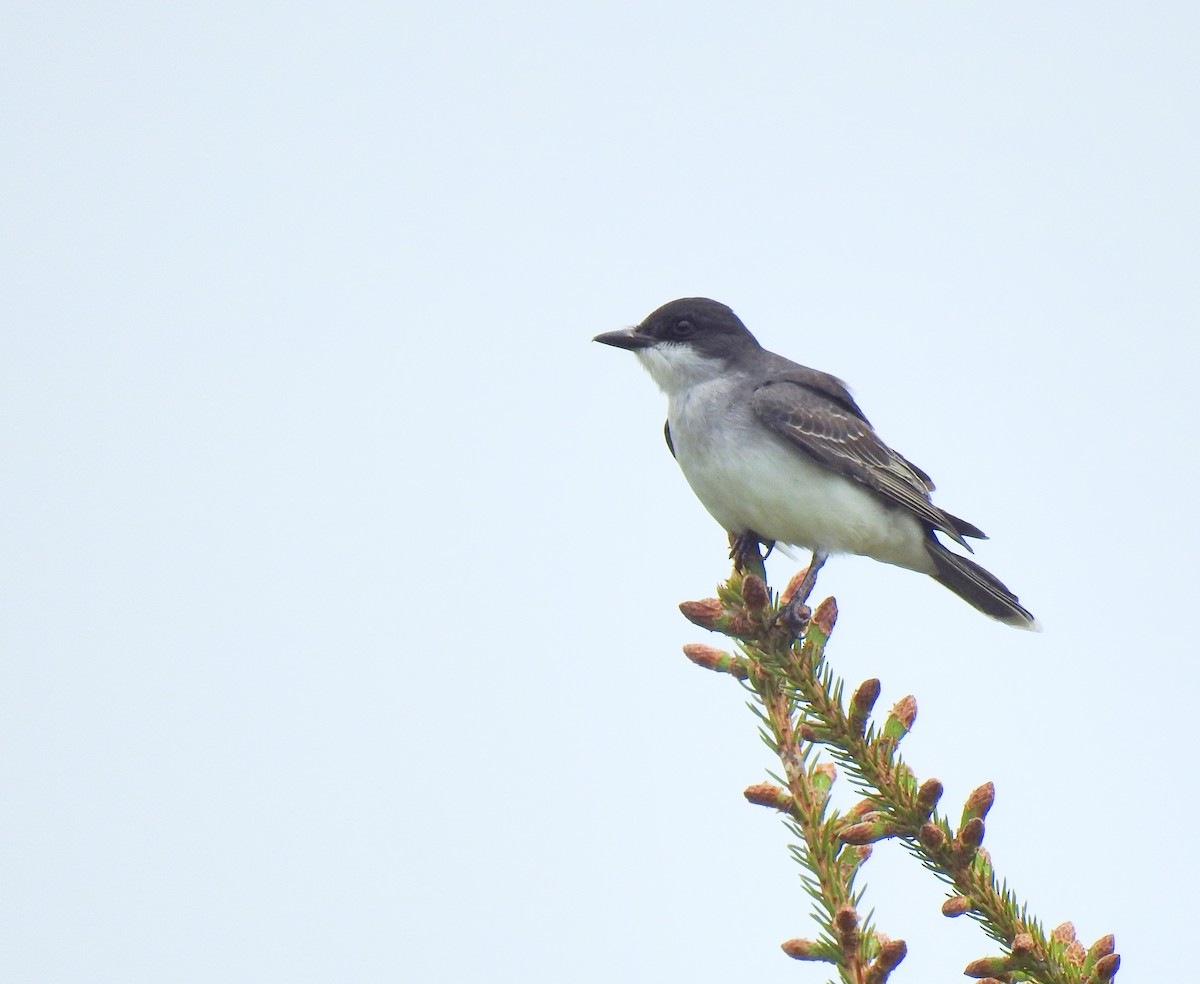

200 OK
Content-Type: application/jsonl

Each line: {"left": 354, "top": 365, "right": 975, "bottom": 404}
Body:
{"left": 729, "top": 531, "right": 773, "bottom": 573}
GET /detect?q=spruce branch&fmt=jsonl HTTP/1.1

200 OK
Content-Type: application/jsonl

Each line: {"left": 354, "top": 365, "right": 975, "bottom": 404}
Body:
{"left": 680, "top": 555, "right": 1119, "bottom": 982}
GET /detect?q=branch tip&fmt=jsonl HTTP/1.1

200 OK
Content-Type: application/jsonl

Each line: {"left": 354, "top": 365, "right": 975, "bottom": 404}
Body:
{"left": 682, "top": 642, "right": 748, "bottom": 678}
{"left": 963, "top": 781, "right": 996, "bottom": 822}
{"left": 741, "top": 573, "right": 770, "bottom": 611}
{"left": 779, "top": 566, "right": 813, "bottom": 606}
{"left": 918, "top": 822, "right": 946, "bottom": 850}
{"left": 743, "top": 782, "right": 789, "bottom": 811}
{"left": 679, "top": 598, "right": 723, "bottom": 630}
{"left": 833, "top": 903, "right": 859, "bottom": 952}
{"left": 917, "top": 777, "right": 944, "bottom": 814}
{"left": 1051, "top": 921, "right": 1076, "bottom": 944}
{"left": 1092, "top": 952, "right": 1120, "bottom": 980}
{"left": 963, "top": 955, "right": 1009, "bottom": 978}
{"left": 849, "top": 678, "right": 881, "bottom": 734}
{"left": 960, "top": 816, "right": 985, "bottom": 849}
{"left": 780, "top": 937, "right": 828, "bottom": 961}
{"left": 812, "top": 596, "right": 838, "bottom": 633}
{"left": 865, "top": 938, "right": 908, "bottom": 984}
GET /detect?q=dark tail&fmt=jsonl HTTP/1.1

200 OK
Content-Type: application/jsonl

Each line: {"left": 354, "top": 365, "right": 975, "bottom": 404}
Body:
{"left": 927, "top": 543, "right": 1040, "bottom": 631}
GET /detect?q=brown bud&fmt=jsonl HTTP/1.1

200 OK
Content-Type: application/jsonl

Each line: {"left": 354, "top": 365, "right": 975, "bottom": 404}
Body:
{"left": 780, "top": 937, "right": 822, "bottom": 960}
{"left": 812, "top": 596, "right": 838, "bottom": 633}
{"left": 918, "top": 822, "right": 945, "bottom": 850}
{"left": 916, "top": 778, "right": 944, "bottom": 814}
{"left": 865, "top": 938, "right": 907, "bottom": 982}
{"left": 1092, "top": 952, "right": 1120, "bottom": 980}
{"left": 941, "top": 896, "right": 971, "bottom": 917}
{"left": 1088, "top": 934, "right": 1115, "bottom": 959}
{"left": 797, "top": 722, "right": 828, "bottom": 743}
{"left": 743, "top": 782, "right": 789, "bottom": 810}
{"left": 963, "top": 781, "right": 995, "bottom": 822}
{"left": 741, "top": 574, "right": 770, "bottom": 611}
{"left": 839, "top": 820, "right": 897, "bottom": 845}
{"left": 960, "top": 816, "right": 985, "bottom": 848}
{"left": 1065, "top": 940, "right": 1086, "bottom": 966}
{"left": 890, "top": 694, "right": 917, "bottom": 731}
{"left": 682, "top": 643, "right": 748, "bottom": 678}
{"left": 849, "top": 678, "right": 881, "bottom": 734}
{"left": 1011, "top": 933, "right": 1035, "bottom": 956}
{"left": 963, "top": 956, "right": 1009, "bottom": 978}
{"left": 813, "top": 762, "right": 837, "bottom": 784}
{"left": 682, "top": 642, "right": 726, "bottom": 666}
{"left": 1051, "top": 921, "right": 1076, "bottom": 944}
{"left": 834, "top": 904, "right": 859, "bottom": 950}
{"left": 679, "top": 598, "right": 724, "bottom": 630}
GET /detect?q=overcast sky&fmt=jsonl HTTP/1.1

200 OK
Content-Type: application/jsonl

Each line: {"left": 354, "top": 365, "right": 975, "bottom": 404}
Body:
{"left": 3, "top": 3, "right": 1197, "bottom": 981}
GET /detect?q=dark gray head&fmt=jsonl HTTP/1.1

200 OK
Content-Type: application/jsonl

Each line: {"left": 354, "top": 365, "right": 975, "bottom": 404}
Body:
{"left": 593, "top": 298, "right": 762, "bottom": 392}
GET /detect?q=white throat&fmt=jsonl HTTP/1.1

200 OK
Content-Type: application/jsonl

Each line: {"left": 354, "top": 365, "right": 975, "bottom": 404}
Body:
{"left": 634, "top": 343, "right": 728, "bottom": 396}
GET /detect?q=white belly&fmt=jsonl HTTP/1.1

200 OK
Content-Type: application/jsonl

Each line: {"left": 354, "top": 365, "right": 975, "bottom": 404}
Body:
{"left": 667, "top": 383, "right": 933, "bottom": 574}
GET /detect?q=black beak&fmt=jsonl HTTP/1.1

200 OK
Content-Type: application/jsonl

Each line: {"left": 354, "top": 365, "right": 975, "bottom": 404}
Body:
{"left": 593, "top": 327, "right": 653, "bottom": 351}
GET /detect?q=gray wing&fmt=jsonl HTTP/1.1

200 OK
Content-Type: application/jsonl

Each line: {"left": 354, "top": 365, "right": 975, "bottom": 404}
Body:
{"left": 751, "top": 378, "right": 985, "bottom": 548}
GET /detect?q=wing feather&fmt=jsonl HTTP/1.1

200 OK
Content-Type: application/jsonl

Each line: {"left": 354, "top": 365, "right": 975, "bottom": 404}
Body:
{"left": 751, "top": 378, "right": 984, "bottom": 548}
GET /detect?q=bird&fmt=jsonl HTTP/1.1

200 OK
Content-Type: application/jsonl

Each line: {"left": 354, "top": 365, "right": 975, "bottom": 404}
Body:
{"left": 593, "top": 297, "right": 1038, "bottom": 629}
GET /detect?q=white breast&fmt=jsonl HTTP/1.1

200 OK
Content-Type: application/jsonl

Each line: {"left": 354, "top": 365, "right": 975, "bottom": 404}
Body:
{"left": 666, "top": 379, "right": 933, "bottom": 574}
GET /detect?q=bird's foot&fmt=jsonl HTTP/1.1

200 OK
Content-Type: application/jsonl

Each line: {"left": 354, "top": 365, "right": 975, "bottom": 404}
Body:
{"left": 776, "top": 551, "right": 828, "bottom": 637}
{"left": 729, "top": 531, "right": 773, "bottom": 578}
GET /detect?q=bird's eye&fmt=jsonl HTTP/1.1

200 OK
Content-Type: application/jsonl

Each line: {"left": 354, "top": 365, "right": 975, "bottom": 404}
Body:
{"left": 671, "top": 319, "right": 695, "bottom": 338}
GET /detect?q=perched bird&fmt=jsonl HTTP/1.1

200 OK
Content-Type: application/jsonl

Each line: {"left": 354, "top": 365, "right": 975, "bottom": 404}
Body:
{"left": 594, "top": 297, "right": 1037, "bottom": 629}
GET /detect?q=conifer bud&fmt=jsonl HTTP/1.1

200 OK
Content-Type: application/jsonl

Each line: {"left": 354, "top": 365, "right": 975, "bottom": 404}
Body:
{"left": 743, "top": 782, "right": 789, "bottom": 810}
{"left": 916, "top": 778, "right": 944, "bottom": 815}
{"left": 679, "top": 598, "right": 723, "bottom": 630}
{"left": 963, "top": 956, "right": 1009, "bottom": 978}
{"left": 962, "top": 781, "right": 995, "bottom": 823}
{"left": 960, "top": 816, "right": 985, "bottom": 848}
{"left": 864, "top": 938, "right": 907, "bottom": 984}
{"left": 780, "top": 938, "right": 823, "bottom": 960}
{"left": 741, "top": 574, "right": 770, "bottom": 611}
{"left": 682, "top": 643, "right": 748, "bottom": 678}
{"left": 849, "top": 679, "right": 881, "bottom": 735}
{"left": 918, "top": 822, "right": 945, "bottom": 850}
{"left": 840, "top": 820, "right": 898, "bottom": 845}
{"left": 834, "top": 904, "right": 859, "bottom": 951}
{"left": 813, "top": 597, "right": 838, "bottom": 633}
{"left": 882, "top": 695, "right": 916, "bottom": 742}
{"left": 1051, "top": 921, "right": 1075, "bottom": 943}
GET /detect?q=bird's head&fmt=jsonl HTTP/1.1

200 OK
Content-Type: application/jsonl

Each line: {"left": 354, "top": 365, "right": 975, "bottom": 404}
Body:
{"left": 593, "top": 297, "right": 761, "bottom": 393}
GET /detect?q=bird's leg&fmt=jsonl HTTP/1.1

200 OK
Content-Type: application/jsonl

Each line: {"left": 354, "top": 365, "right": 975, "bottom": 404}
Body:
{"left": 729, "top": 531, "right": 772, "bottom": 581}
{"left": 779, "top": 550, "right": 829, "bottom": 635}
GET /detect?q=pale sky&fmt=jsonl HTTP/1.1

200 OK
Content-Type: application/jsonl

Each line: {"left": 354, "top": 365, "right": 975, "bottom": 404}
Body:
{"left": 4, "top": 4, "right": 1197, "bottom": 981}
